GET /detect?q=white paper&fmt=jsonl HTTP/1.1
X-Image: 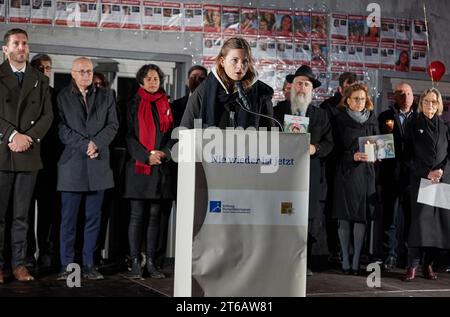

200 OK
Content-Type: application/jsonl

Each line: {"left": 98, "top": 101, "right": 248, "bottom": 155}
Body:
{"left": 417, "top": 178, "right": 450, "bottom": 210}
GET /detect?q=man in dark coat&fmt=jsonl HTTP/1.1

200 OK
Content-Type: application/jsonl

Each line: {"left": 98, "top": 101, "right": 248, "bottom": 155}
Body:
{"left": 274, "top": 65, "right": 334, "bottom": 275}
{"left": 319, "top": 72, "right": 356, "bottom": 264}
{"left": 273, "top": 74, "right": 293, "bottom": 123}
{"left": 56, "top": 57, "right": 118, "bottom": 280}
{"left": 0, "top": 28, "right": 53, "bottom": 283}
{"left": 171, "top": 65, "right": 207, "bottom": 127}
{"left": 378, "top": 82, "right": 417, "bottom": 270}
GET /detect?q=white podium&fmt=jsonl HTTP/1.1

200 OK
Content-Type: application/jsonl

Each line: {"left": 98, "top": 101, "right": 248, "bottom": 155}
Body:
{"left": 174, "top": 129, "right": 310, "bottom": 297}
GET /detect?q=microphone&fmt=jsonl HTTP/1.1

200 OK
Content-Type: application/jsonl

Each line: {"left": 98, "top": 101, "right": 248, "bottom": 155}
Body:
{"left": 234, "top": 81, "right": 283, "bottom": 131}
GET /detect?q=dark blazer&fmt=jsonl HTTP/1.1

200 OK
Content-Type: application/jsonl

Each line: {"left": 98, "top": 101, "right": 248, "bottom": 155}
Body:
{"left": 171, "top": 94, "right": 189, "bottom": 128}
{"left": 276, "top": 103, "right": 334, "bottom": 219}
{"left": 56, "top": 83, "right": 119, "bottom": 192}
{"left": 333, "top": 108, "right": 379, "bottom": 222}
{"left": 0, "top": 61, "right": 53, "bottom": 171}
{"left": 404, "top": 113, "right": 450, "bottom": 249}
{"left": 123, "top": 95, "right": 174, "bottom": 200}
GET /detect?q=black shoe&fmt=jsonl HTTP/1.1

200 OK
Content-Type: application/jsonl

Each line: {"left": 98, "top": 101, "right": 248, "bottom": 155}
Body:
{"left": 82, "top": 265, "right": 104, "bottom": 280}
{"left": 342, "top": 268, "right": 351, "bottom": 275}
{"left": 56, "top": 266, "right": 70, "bottom": 281}
{"left": 146, "top": 259, "right": 165, "bottom": 279}
{"left": 126, "top": 258, "right": 142, "bottom": 279}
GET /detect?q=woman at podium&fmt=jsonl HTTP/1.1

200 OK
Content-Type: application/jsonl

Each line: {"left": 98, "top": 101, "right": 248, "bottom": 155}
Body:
{"left": 180, "top": 37, "right": 275, "bottom": 129}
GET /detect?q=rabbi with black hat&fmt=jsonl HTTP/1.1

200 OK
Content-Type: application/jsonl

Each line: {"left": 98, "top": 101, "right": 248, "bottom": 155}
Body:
{"left": 274, "top": 65, "right": 333, "bottom": 276}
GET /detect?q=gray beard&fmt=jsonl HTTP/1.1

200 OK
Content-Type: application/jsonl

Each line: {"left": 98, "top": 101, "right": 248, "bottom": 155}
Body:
{"left": 290, "top": 90, "right": 312, "bottom": 115}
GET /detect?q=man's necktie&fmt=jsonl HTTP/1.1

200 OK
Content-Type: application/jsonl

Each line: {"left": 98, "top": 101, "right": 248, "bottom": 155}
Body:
{"left": 15, "top": 71, "right": 24, "bottom": 87}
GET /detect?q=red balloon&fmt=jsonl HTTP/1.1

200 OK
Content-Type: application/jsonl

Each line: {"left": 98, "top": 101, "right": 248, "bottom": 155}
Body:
{"left": 427, "top": 61, "right": 446, "bottom": 82}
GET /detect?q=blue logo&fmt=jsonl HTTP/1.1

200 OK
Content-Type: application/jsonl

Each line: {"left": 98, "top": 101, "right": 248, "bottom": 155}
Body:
{"left": 209, "top": 201, "right": 222, "bottom": 213}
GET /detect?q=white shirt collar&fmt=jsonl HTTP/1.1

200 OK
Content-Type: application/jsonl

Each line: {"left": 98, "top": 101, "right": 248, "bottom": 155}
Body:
{"left": 10, "top": 63, "right": 26, "bottom": 73}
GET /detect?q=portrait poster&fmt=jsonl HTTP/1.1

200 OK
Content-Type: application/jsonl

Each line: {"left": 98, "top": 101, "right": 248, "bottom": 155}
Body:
{"left": 330, "top": 13, "right": 348, "bottom": 41}
{"left": 142, "top": 1, "right": 162, "bottom": 30}
{"left": 410, "top": 45, "right": 427, "bottom": 72}
{"left": 275, "top": 10, "right": 293, "bottom": 37}
{"left": 222, "top": 6, "right": 239, "bottom": 34}
{"left": 121, "top": 0, "right": 141, "bottom": 30}
{"left": 30, "top": 0, "right": 53, "bottom": 25}
{"left": 412, "top": 20, "right": 428, "bottom": 46}
{"left": 240, "top": 7, "right": 258, "bottom": 35}
{"left": 55, "top": 0, "right": 98, "bottom": 27}
{"left": 256, "top": 36, "right": 277, "bottom": 63}
{"left": 380, "top": 42, "right": 396, "bottom": 70}
{"left": 0, "top": 0, "right": 5, "bottom": 22}
{"left": 99, "top": 0, "right": 119, "bottom": 29}
{"left": 258, "top": 8, "right": 275, "bottom": 37}
{"left": 276, "top": 38, "right": 294, "bottom": 64}
{"left": 293, "top": 40, "right": 311, "bottom": 65}
{"left": 330, "top": 43, "right": 347, "bottom": 67}
{"left": 203, "top": 4, "right": 221, "bottom": 34}
{"left": 380, "top": 18, "right": 395, "bottom": 43}
{"left": 310, "top": 12, "right": 327, "bottom": 40}
{"left": 358, "top": 134, "right": 395, "bottom": 161}
{"left": 364, "top": 42, "right": 380, "bottom": 69}
{"left": 184, "top": 3, "right": 202, "bottom": 32}
{"left": 396, "top": 18, "right": 411, "bottom": 45}
{"left": 310, "top": 40, "right": 328, "bottom": 67}
{"left": 9, "top": 0, "right": 31, "bottom": 23}
{"left": 347, "top": 44, "right": 364, "bottom": 68}
{"left": 293, "top": 11, "right": 310, "bottom": 39}
{"left": 395, "top": 44, "right": 410, "bottom": 72}
{"left": 348, "top": 15, "right": 365, "bottom": 44}
{"left": 162, "top": 2, "right": 181, "bottom": 31}
{"left": 202, "top": 35, "right": 222, "bottom": 60}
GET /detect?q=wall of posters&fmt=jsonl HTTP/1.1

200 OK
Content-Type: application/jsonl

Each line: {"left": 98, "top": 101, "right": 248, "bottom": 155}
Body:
{"left": 30, "top": 0, "right": 53, "bottom": 25}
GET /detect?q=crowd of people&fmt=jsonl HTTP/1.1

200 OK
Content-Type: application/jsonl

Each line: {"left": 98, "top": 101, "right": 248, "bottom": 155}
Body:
{"left": 0, "top": 28, "right": 449, "bottom": 286}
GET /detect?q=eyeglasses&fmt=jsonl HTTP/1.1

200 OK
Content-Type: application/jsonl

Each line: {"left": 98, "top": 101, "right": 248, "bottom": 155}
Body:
{"left": 351, "top": 97, "right": 366, "bottom": 103}
{"left": 72, "top": 69, "right": 93, "bottom": 76}
{"left": 423, "top": 99, "right": 439, "bottom": 106}
{"left": 39, "top": 65, "right": 52, "bottom": 71}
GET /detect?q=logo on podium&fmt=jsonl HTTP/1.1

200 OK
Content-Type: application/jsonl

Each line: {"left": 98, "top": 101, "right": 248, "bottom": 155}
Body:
{"left": 209, "top": 201, "right": 222, "bottom": 213}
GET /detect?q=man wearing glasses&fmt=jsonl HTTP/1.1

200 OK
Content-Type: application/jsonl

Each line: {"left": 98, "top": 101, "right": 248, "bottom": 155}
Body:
{"left": 378, "top": 82, "right": 418, "bottom": 271}
{"left": 56, "top": 57, "right": 118, "bottom": 281}
{"left": 0, "top": 28, "right": 53, "bottom": 283}
{"left": 274, "top": 65, "right": 333, "bottom": 276}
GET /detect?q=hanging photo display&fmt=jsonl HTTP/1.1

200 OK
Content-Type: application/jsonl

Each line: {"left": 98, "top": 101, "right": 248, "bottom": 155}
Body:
{"left": 365, "top": 21, "right": 380, "bottom": 43}
{"left": 410, "top": 45, "right": 427, "bottom": 72}
{"left": 202, "top": 34, "right": 222, "bottom": 60}
{"left": 311, "top": 12, "right": 327, "bottom": 39}
{"left": 183, "top": 3, "right": 202, "bottom": 32}
{"left": 380, "top": 42, "right": 396, "bottom": 70}
{"left": 294, "top": 40, "right": 311, "bottom": 66}
{"left": 121, "top": 0, "right": 140, "bottom": 29}
{"left": 330, "top": 43, "right": 347, "bottom": 67}
{"left": 203, "top": 4, "right": 221, "bottom": 34}
{"left": 240, "top": 7, "right": 258, "bottom": 35}
{"left": 258, "top": 8, "right": 276, "bottom": 37}
{"left": 311, "top": 40, "right": 328, "bottom": 68}
{"left": 396, "top": 18, "right": 411, "bottom": 45}
{"left": 55, "top": 0, "right": 98, "bottom": 27}
{"left": 0, "top": 0, "right": 5, "bottom": 22}
{"left": 293, "top": 11, "right": 310, "bottom": 39}
{"left": 412, "top": 20, "right": 428, "bottom": 46}
{"left": 347, "top": 44, "right": 364, "bottom": 68}
{"left": 162, "top": 2, "right": 181, "bottom": 31}
{"left": 275, "top": 10, "right": 293, "bottom": 37}
{"left": 348, "top": 15, "right": 365, "bottom": 44}
{"left": 395, "top": 44, "right": 411, "bottom": 72}
{"left": 330, "top": 13, "right": 347, "bottom": 42}
{"left": 99, "top": 0, "right": 117, "bottom": 28}
{"left": 276, "top": 38, "right": 294, "bottom": 64}
{"left": 380, "top": 18, "right": 395, "bottom": 43}
{"left": 9, "top": 0, "right": 31, "bottom": 23}
{"left": 364, "top": 42, "right": 380, "bottom": 69}
{"left": 256, "top": 36, "right": 277, "bottom": 63}
{"left": 222, "top": 6, "right": 239, "bottom": 34}
{"left": 142, "top": 1, "right": 162, "bottom": 30}
{"left": 30, "top": 0, "right": 53, "bottom": 25}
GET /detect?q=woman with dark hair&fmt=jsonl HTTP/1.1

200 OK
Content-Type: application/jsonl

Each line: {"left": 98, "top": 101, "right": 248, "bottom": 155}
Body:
{"left": 181, "top": 37, "right": 274, "bottom": 129}
{"left": 403, "top": 87, "right": 450, "bottom": 281}
{"left": 123, "top": 64, "right": 174, "bottom": 279}
{"left": 395, "top": 50, "right": 409, "bottom": 72}
{"left": 93, "top": 71, "right": 109, "bottom": 89}
{"left": 332, "top": 83, "right": 379, "bottom": 275}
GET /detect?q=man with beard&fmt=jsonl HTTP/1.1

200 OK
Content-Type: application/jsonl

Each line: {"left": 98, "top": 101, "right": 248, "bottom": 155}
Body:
{"left": 171, "top": 65, "right": 207, "bottom": 127}
{"left": 0, "top": 28, "right": 53, "bottom": 283}
{"left": 274, "top": 65, "right": 333, "bottom": 275}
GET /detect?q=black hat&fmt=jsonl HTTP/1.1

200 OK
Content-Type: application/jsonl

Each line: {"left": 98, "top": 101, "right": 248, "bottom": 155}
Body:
{"left": 288, "top": 65, "right": 321, "bottom": 88}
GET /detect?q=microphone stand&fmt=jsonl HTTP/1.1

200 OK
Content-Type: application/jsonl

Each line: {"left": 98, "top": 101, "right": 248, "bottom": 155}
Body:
{"left": 235, "top": 98, "right": 283, "bottom": 131}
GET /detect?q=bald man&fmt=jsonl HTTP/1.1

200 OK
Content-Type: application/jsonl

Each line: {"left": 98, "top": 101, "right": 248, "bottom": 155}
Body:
{"left": 56, "top": 57, "right": 118, "bottom": 281}
{"left": 378, "top": 82, "right": 418, "bottom": 271}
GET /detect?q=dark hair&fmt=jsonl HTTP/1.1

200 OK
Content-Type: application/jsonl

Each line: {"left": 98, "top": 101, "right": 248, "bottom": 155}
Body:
{"left": 136, "top": 64, "right": 164, "bottom": 86}
{"left": 340, "top": 83, "right": 374, "bottom": 111}
{"left": 339, "top": 72, "right": 357, "bottom": 88}
{"left": 188, "top": 65, "right": 207, "bottom": 78}
{"left": 3, "top": 28, "right": 28, "bottom": 45}
{"left": 30, "top": 53, "right": 52, "bottom": 70}
{"left": 214, "top": 37, "right": 256, "bottom": 92}
{"left": 93, "top": 71, "right": 109, "bottom": 88}
{"left": 396, "top": 50, "right": 409, "bottom": 67}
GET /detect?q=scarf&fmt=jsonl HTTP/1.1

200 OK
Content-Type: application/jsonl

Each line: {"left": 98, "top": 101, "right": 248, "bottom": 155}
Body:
{"left": 346, "top": 107, "right": 370, "bottom": 124}
{"left": 136, "top": 87, "right": 173, "bottom": 175}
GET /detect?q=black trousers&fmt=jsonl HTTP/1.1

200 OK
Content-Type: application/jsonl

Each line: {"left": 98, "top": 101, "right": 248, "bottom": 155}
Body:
{"left": 0, "top": 171, "right": 38, "bottom": 269}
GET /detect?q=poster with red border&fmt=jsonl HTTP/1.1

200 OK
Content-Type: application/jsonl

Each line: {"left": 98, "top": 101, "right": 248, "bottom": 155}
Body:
{"left": 30, "top": 0, "right": 54, "bottom": 25}
{"left": 142, "top": 1, "right": 162, "bottom": 31}
{"left": 162, "top": 2, "right": 181, "bottom": 31}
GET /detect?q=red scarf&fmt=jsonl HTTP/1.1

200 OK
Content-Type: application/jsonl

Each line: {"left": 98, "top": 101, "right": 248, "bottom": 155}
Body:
{"left": 136, "top": 87, "right": 173, "bottom": 175}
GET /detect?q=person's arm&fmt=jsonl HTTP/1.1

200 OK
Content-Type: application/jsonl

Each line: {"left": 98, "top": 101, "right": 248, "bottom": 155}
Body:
{"left": 180, "top": 84, "right": 203, "bottom": 129}
{"left": 312, "top": 110, "right": 333, "bottom": 158}
{"left": 91, "top": 90, "right": 119, "bottom": 150}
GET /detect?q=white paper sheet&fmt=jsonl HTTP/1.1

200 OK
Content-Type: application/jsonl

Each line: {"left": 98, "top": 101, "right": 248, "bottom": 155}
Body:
{"left": 417, "top": 178, "right": 450, "bottom": 210}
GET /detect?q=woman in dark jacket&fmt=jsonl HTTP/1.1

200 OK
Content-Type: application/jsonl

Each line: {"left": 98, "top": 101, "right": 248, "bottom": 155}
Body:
{"left": 123, "top": 64, "right": 174, "bottom": 279}
{"left": 403, "top": 87, "right": 450, "bottom": 281}
{"left": 180, "top": 37, "right": 274, "bottom": 129}
{"left": 333, "top": 84, "right": 379, "bottom": 275}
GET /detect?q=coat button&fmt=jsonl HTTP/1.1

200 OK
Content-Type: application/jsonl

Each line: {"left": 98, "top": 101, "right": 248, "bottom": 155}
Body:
{"left": 31, "top": 121, "right": 35, "bottom": 125}
{"left": 37, "top": 138, "right": 41, "bottom": 143}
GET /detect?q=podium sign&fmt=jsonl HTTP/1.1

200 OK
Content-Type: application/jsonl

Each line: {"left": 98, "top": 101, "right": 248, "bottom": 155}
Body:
{"left": 174, "top": 129, "right": 310, "bottom": 297}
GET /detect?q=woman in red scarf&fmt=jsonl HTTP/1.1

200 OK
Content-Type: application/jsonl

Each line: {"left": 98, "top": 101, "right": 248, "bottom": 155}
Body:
{"left": 123, "top": 64, "right": 174, "bottom": 279}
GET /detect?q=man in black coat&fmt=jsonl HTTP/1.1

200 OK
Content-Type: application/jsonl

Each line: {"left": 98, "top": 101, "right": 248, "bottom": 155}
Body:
{"left": 0, "top": 28, "right": 53, "bottom": 283}
{"left": 319, "top": 72, "right": 356, "bottom": 264}
{"left": 274, "top": 65, "right": 333, "bottom": 275}
{"left": 378, "top": 82, "right": 417, "bottom": 270}
{"left": 273, "top": 74, "right": 293, "bottom": 123}
{"left": 56, "top": 57, "right": 118, "bottom": 280}
{"left": 171, "top": 65, "right": 207, "bottom": 127}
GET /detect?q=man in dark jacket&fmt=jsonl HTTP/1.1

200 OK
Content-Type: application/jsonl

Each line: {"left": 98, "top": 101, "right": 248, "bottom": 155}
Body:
{"left": 319, "top": 72, "right": 356, "bottom": 264}
{"left": 273, "top": 75, "right": 293, "bottom": 124}
{"left": 378, "top": 82, "right": 417, "bottom": 270}
{"left": 274, "top": 65, "right": 334, "bottom": 275}
{"left": 56, "top": 57, "right": 118, "bottom": 280}
{"left": 171, "top": 65, "right": 207, "bottom": 127}
{"left": 0, "top": 28, "right": 53, "bottom": 283}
